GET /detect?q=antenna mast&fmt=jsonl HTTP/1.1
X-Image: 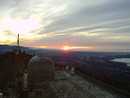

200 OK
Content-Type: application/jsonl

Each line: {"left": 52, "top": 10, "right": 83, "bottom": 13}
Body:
{"left": 17, "top": 34, "right": 19, "bottom": 47}
{"left": 13, "top": 34, "right": 21, "bottom": 54}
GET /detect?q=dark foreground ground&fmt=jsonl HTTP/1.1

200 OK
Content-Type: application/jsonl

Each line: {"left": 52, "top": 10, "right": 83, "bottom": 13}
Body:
{"left": 49, "top": 51, "right": 130, "bottom": 93}
{"left": 0, "top": 46, "right": 130, "bottom": 93}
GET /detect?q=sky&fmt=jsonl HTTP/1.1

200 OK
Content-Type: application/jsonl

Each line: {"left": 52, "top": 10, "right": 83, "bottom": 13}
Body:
{"left": 0, "top": 0, "right": 130, "bottom": 52}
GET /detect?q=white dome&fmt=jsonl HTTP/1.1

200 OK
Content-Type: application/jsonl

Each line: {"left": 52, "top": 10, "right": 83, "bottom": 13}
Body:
{"left": 27, "top": 55, "right": 55, "bottom": 86}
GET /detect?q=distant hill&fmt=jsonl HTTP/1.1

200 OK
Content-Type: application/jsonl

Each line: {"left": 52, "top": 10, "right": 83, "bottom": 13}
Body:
{"left": 0, "top": 45, "right": 62, "bottom": 55}
{"left": 1, "top": 45, "right": 129, "bottom": 56}
{"left": 0, "top": 45, "right": 35, "bottom": 54}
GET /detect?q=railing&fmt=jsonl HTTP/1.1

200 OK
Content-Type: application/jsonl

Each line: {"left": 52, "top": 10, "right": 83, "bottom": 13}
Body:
{"left": 75, "top": 70, "right": 130, "bottom": 98}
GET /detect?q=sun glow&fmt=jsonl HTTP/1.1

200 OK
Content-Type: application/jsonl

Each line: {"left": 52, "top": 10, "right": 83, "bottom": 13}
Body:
{"left": 63, "top": 46, "right": 70, "bottom": 50}
{"left": 62, "top": 46, "right": 91, "bottom": 51}
{"left": 34, "top": 46, "right": 48, "bottom": 49}
{"left": 1, "top": 17, "right": 41, "bottom": 35}
{"left": 0, "top": 16, "right": 42, "bottom": 44}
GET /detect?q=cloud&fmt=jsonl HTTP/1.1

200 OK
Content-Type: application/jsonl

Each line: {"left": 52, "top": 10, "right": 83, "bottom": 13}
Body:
{"left": 43, "top": 0, "right": 130, "bottom": 33}
{"left": 35, "top": 0, "right": 130, "bottom": 51}
{"left": 3, "top": 30, "right": 15, "bottom": 36}
{"left": 0, "top": 0, "right": 130, "bottom": 51}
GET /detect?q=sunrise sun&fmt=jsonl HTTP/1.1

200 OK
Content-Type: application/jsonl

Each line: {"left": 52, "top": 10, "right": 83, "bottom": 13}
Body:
{"left": 62, "top": 46, "right": 70, "bottom": 50}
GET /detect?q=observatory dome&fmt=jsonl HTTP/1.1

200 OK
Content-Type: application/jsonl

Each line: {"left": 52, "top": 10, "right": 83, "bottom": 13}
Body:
{"left": 27, "top": 55, "right": 55, "bottom": 86}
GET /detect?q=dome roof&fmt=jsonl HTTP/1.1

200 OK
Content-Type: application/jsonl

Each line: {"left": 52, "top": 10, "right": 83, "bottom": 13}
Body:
{"left": 27, "top": 55, "right": 55, "bottom": 85}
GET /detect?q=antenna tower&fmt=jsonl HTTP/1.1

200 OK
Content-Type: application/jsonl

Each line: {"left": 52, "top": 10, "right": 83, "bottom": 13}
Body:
{"left": 17, "top": 34, "right": 19, "bottom": 47}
